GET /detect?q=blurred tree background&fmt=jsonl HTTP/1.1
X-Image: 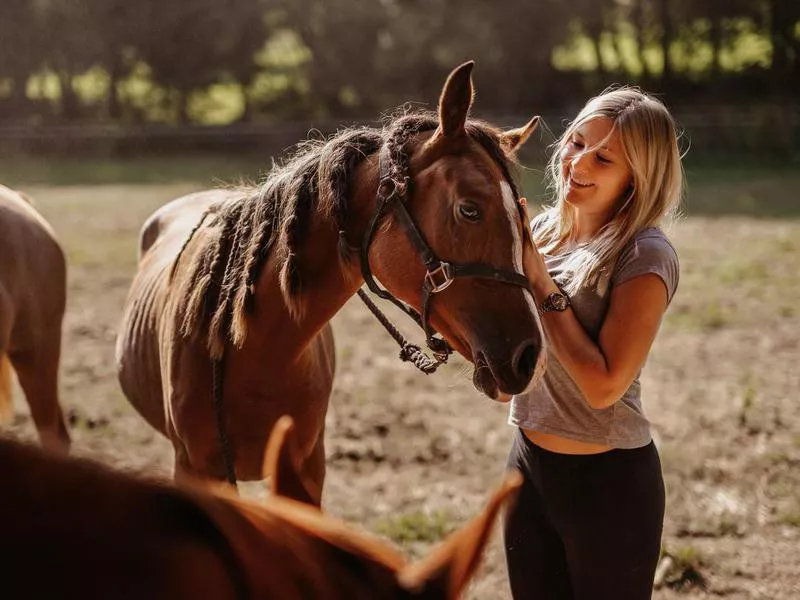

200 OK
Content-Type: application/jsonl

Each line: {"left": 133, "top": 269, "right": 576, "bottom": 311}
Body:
{"left": 0, "top": 0, "right": 798, "bottom": 159}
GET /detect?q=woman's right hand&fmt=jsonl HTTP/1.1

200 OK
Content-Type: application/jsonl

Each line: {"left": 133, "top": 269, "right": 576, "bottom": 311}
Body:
{"left": 519, "top": 198, "right": 550, "bottom": 285}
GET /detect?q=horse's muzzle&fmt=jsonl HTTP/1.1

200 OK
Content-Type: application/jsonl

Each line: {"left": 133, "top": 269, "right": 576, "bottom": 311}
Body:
{"left": 473, "top": 336, "right": 547, "bottom": 399}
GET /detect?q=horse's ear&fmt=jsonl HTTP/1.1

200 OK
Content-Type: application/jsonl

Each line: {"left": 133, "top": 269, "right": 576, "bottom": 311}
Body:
{"left": 263, "top": 416, "right": 317, "bottom": 507}
{"left": 436, "top": 61, "right": 475, "bottom": 139}
{"left": 500, "top": 116, "right": 541, "bottom": 155}
{"left": 396, "top": 470, "right": 523, "bottom": 597}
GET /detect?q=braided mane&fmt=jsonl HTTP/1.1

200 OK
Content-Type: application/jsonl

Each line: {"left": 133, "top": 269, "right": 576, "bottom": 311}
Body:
{"left": 173, "top": 111, "right": 519, "bottom": 359}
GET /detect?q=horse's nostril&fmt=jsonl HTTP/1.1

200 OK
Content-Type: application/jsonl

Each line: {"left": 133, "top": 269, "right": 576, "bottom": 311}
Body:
{"left": 515, "top": 342, "right": 540, "bottom": 381}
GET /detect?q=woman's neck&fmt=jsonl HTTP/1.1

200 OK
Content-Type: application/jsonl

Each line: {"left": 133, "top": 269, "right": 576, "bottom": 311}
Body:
{"left": 572, "top": 208, "right": 613, "bottom": 243}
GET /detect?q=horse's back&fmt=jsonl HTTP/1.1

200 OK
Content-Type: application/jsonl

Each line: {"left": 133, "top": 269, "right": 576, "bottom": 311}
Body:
{"left": 138, "top": 189, "right": 232, "bottom": 261}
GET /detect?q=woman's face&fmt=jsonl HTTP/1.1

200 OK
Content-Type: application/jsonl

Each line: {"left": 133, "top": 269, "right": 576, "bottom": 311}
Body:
{"left": 560, "top": 117, "right": 632, "bottom": 219}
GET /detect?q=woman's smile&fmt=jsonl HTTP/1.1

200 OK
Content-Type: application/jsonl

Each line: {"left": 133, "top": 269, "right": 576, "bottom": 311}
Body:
{"left": 568, "top": 174, "right": 593, "bottom": 188}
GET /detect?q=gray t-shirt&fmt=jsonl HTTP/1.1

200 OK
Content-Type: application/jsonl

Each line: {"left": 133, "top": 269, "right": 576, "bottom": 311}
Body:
{"left": 509, "top": 225, "right": 680, "bottom": 449}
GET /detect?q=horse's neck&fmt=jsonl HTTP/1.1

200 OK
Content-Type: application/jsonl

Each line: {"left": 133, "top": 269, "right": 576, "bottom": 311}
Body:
{"left": 250, "top": 156, "right": 380, "bottom": 353}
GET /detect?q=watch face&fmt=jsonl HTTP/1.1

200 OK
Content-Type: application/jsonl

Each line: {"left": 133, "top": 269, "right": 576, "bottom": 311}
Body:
{"left": 551, "top": 292, "right": 568, "bottom": 311}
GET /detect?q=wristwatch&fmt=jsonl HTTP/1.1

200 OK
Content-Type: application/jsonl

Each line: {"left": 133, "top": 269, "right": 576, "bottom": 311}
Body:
{"left": 539, "top": 290, "right": 570, "bottom": 313}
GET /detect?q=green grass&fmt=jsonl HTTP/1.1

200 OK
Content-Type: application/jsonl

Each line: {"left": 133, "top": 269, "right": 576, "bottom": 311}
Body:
{"left": 521, "top": 161, "right": 800, "bottom": 217}
{"left": 778, "top": 510, "right": 800, "bottom": 527}
{"left": 0, "top": 155, "right": 270, "bottom": 187}
{"left": 2, "top": 154, "right": 799, "bottom": 218}
{"left": 374, "top": 509, "right": 454, "bottom": 545}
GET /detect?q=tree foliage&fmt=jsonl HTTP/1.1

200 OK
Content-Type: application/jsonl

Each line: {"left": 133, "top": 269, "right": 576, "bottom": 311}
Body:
{"left": 0, "top": 0, "right": 797, "bottom": 124}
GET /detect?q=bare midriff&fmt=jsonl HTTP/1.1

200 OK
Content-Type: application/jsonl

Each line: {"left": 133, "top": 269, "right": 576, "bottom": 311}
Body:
{"left": 523, "top": 428, "right": 614, "bottom": 455}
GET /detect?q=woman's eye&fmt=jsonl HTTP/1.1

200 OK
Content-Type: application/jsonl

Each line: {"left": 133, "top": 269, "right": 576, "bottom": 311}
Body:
{"left": 458, "top": 204, "right": 481, "bottom": 221}
{"left": 596, "top": 154, "right": 611, "bottom": 164}
{"left": 570, "top": 139, "right": 584, "bottom": 149}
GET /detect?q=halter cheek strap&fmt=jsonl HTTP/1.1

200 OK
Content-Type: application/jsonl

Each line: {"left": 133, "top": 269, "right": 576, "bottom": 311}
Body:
{"left": 359, "top": 143, "right": 530, "bottom": 371}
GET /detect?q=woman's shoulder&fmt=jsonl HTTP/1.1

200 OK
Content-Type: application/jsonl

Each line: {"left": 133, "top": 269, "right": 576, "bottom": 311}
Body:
{"left": 624, "top": 227, "right": 678, "bottom": 259}
{"left": 613, "top": 227, "right": 680, "bottom": 301}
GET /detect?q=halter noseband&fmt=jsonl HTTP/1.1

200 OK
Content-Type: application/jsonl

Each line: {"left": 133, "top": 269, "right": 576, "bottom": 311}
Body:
{"left": 359, "top": 143, "right": 531, "bottom": 368}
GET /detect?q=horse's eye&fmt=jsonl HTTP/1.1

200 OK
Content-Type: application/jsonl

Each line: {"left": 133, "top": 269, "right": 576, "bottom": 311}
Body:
{"left": 458, "top": 203, "right": 481, "bottom": 222}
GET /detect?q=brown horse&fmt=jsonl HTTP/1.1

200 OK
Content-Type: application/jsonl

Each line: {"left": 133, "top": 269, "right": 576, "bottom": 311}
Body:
{"left": 116, "top": 61, "right": 546, "bottom": 501}
{"left": 0, "top": 184, "right": 70, "bottom": 452}
{"left": 0, "top": 415, "right": 522, "bottom": 599}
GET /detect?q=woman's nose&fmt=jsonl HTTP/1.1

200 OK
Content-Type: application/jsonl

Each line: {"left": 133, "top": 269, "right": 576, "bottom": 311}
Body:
{"left": 570, "top": 150, "right": 591, "bottom": 175}
{"left": 572, "top": 149, "right": 590, "bottom": 167}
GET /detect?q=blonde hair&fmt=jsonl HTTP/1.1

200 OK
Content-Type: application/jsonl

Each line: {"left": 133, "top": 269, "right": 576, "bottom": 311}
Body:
{"left": 534, "top": 87, "right": 684, "bottom": 295}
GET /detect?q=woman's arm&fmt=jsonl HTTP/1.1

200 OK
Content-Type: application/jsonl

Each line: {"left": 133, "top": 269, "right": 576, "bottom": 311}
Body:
{"left": 530, "top": 272, "right": 668, "bottom": 409}
{"left": 519, "top": 199, "right": 670, "bottom": 409}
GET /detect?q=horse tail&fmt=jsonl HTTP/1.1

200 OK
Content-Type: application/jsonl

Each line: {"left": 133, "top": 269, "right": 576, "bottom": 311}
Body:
{"left": 0, "top": 353, "right": 13, "bottom": 422}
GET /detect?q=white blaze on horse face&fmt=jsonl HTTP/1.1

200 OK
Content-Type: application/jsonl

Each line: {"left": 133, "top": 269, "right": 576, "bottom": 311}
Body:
{"left": 499, "top": 180, "right": 547, "bottom": 391}
{"left": 499, "top": 181, "right": 533, "bottom": 312}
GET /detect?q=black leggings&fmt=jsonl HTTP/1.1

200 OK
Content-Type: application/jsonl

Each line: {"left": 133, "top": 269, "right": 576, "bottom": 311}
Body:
{"left": 504, "top": 429, "right": 665, "bottom": 600}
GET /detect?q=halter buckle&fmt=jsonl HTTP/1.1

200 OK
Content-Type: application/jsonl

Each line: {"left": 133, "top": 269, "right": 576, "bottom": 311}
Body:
{"left": 425, "top": 262, "right": 454, "bottom": 293}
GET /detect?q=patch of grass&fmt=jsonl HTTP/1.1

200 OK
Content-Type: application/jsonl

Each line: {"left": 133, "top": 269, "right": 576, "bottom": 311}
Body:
{"left": 718, "top": 260, "right": 769, "bottom": 285}
{"left": 4, "top": 155, "right": 799, "bottom": 219}
{"left": 659, "top": 544, "right": 710, "bottom": 591}
{"left": 773, "top": 236, "right": 798, "bottom": 254}
{"left": 738, "top": 376, "right": 758, "bottom": 430}
{"left": 374, "top": 509, "right": 454, "bottom": 545}
{"left": 681, "top": 164, "right": 800, "bottom": 218}
{"left": 778, "top": 510, "right": 800, "bottom": 527}
{"left": 666, "top": 300, "right": 733, "bottom": 331}
{"left": 0, "top": 155, "right": 270, "bottom": 187}
{"left": 669, "top": 545, "right": 706, "bottom": 570}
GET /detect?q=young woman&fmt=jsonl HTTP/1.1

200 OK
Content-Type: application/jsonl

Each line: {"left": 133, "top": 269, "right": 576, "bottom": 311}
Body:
{"left": 502, "top": 87, "right": 684, "bottom": 600}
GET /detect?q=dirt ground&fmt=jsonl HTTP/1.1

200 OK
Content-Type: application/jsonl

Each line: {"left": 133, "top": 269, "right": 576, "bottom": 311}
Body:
{"left": 4, "top": 184, "right": 800, "bottom": 599}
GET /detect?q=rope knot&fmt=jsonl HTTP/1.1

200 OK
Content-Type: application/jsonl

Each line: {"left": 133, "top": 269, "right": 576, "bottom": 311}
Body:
{"left": 399, "top": 343, "right": 440, "bottom": 374}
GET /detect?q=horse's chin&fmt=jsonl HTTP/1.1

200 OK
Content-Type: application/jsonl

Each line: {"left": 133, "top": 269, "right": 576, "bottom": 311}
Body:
{"left": 472, "top": 357, "right": 500, "bottom": 399}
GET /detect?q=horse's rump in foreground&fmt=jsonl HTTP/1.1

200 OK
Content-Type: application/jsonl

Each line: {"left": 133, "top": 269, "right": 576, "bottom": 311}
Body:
{"left": 0, "top": 184, "right": 69, "bottom": 452}
{"left": 116, "top": 61, "right": 546, "bottom": 498}
{"left": 0, "top": 416, "right": 522, "bottom": 599}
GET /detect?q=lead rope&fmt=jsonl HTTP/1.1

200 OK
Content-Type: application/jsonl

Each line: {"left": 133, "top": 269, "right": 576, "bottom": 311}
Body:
{"left": 212, "top": 357, "right": 238, "bottom": 490}
{"left": 356, "top": 288, "right": 443, "bottom": 374}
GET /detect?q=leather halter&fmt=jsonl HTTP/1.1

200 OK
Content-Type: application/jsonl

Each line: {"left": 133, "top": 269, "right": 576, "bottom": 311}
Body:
{"left": 359, "top": 143, "right": 531, "bottom": 364}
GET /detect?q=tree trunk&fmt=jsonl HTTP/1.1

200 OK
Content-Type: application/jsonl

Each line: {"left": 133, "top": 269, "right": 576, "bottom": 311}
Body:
{"left": 633, "top": 0, "right": 650, "bottom": 79}
{"left": 589, "top": 31, "right": 607, "bottom": 75}
{"left": 768, "top": 0, "right": 789, "bottom": 78}
{"left": 656, "top": 0, "right": 674, "bottom": 86}
{"left": 239, "top": 83, "right": 252, "bottom": 123}
{"left": 177, "top": 88, "right": 190, "bottom": 124}
{"left": 108, "top": 57, "right": 122, "bottom": 121}
{"left": 58, "top": 73, "right": 79, "bottom": 120}
{"left": 709, "top": 16, "right": 723, "bottom": 77}
{"left": 10, "top": 74, "right": 28, "bottom": 115}
{"left": 584, "top": 14, "right": 607, "bottom": 76}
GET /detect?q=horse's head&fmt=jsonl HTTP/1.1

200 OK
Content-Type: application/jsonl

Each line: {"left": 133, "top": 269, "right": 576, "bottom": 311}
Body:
{"left": 367, "top": 62, "right": 546, "bottom": 399}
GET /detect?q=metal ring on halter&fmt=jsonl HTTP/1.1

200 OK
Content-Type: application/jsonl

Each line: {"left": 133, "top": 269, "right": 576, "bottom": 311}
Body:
{"left": 425, "top": 262, "right": 454, "bottom": 293}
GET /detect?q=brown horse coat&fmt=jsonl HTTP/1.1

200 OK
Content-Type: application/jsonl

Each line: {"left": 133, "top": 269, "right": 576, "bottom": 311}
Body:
{"left": 116, "top": 62, "right": 545, "bottom": 498}
{"left": 0, "top": 416, "right": 521, "bottom": 599}
{"left": 0, "top": 184, "right": 69, "bottom": 451}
